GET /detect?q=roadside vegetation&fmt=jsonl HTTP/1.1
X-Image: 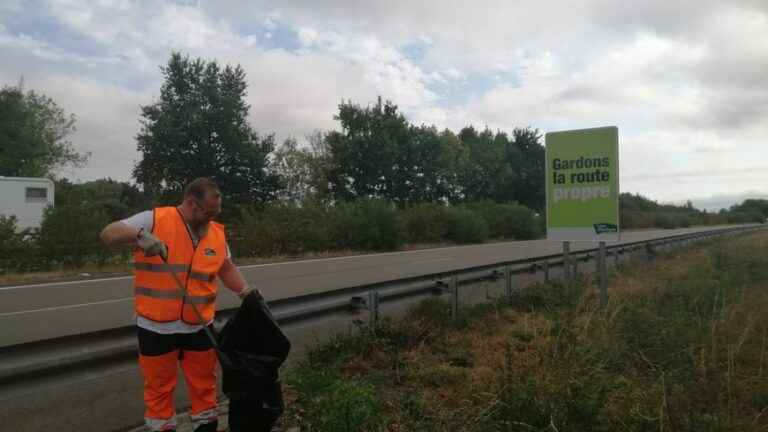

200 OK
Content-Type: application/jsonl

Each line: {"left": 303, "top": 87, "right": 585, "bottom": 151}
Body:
{"left": 620, "top": 193, "right": 765, "bottom": 229}
{"left": 2, "top": 52, "right": 766, "bottom": 280}
{"left": 279, "top": 230, "right": 768, "bottom": 431}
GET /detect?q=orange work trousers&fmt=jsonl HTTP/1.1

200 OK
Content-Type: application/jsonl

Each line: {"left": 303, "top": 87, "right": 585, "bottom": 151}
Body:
{"left": 137, "top": 326, "right": 218, "bottom": 431}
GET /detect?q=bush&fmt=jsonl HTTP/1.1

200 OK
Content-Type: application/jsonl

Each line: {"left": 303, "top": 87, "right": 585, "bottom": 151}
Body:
{"left": 330, "top": 199, "right": 405, "bottom": 251}
{"left": 286, "top": 367, "right": 381, "bottom": 431}
{"left": 621, "top": 210, "right": 655, "bottom": 229}
{"left": 233, "top": 202, "right": 332, "bottom": 257}
{"left": 654, "top": 212, "right": 678, "bottom": 229}
{"left": 727, "top": 210, "right": 764, "bottom": 224}
{"left": 0, "top": 216, "right": 34, "bottom": 273}
{"left": 445, "top": 206, "right": 489, "bottom": 244}
{"left": 37, "top": 203, "right": 111, "bottom": 268}
{"left": 401, "top": 203, "right": 450, "bottom": 243}
{"left": 468, "top": 200, "right": 541, "bottom": 240}
{"left": 677, "top": 214, "right": 692, "bottom": 228}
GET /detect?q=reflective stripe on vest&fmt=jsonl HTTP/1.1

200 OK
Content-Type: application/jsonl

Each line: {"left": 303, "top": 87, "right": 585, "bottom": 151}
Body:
{"left": 134, "top": 286, "right": 216, "bottom": 304}
{"left": 133, "top": 262, "right": 215, "bottom": 282}
{"left": 133, "top": 207, "right": 226, "bottom": 324}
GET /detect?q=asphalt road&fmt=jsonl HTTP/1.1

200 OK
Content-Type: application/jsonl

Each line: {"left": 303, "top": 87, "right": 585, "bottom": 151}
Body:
{"left": 0, "top": 226, "right": 737, "bottom": 347}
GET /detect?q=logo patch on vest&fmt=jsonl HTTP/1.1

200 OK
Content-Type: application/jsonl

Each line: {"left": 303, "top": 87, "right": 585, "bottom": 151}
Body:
{"left": 204, "top": 248, "right": 217, "bottom": 256}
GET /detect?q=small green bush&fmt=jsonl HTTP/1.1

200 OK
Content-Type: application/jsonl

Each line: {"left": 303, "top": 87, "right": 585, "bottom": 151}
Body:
{"left": 654, "top": 212, "right": 678, "bottom": 229}
{"left": 468, "top": 200, "right": 541, "bottom": 240}
{"left": 233, "top": 202, "right": 332, "bottom": 257}
{"left": 401, "top": 202, "right": 450, "bottom": 243}
{"left": 727, "top": 210, "right": 764, "bottom": 224}
{"left": 286, "top": 367, "right": 381, "bottom": 432}
{"left": 37, "top": 203, "right": 110, "bottom": 268}
{"left": 621, "top": 210, "right": 655, "bottom": 229}
{"left": 445, "top": 206, "right": 489, "bottom": 244}
{"left": 0, "top": 216, "right": 33, "bottom": 273}
{"left": 330, "top": 199, "right": 405, "bottom": 251}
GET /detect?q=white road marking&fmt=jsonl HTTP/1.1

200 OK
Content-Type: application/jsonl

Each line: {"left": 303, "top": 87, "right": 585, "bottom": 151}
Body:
{"left": 0, "top": 297, "right": 133, "bottom": 317}
{"left": 411, "top": 258, "right": 454, "bottom": 265}
{"left": 0, "top": 276, "right": 133, "bottom": 291}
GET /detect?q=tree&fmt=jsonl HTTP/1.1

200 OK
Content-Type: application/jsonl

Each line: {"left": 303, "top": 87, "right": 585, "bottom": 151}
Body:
{"left": 731, "top": 199, "right": 768, "bottom": 219}
{"left": 133, "top": 52, "right": 279, "bottom": 207}
{"left": 510, "top": 127, "right": 545, "bottom": 210}
{"left": 407, "top": 125, "right": 466, "bottom": 203}
{"left": 37, "top": 187, "right": 111, "bottom": 268}
{"left": 273, "top": 138, "right": 314, "bottom": 203}
{"left": 326, "top": 98, "right": 414, "bottom": 203}
{"left": 0, "top": 84, "right": 88, "bottom": 177}
{"left": 456, "top": 127, "right": 516, "bottom": 203}
{"left": 55, "top": 178, "right": 152, "bottom": 221}
{"left": 37, "top": 204, "right": 110, "bottom": 268}
{"left": 305, "top": 130, "right": 334, "bottom": 199}
{"left": 326, "top": 98, "right": 467, "bottom": 205}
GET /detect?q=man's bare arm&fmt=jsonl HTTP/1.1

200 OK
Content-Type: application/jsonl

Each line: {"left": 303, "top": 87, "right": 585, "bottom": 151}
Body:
{"left": 218, "top": 258, "right": 251, "bottom": 297}
{"left": 100, "top": 221, "right": 140, "bottom": 248}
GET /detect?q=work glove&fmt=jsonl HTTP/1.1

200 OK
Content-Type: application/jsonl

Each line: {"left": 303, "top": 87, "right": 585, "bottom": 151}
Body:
{"left": 238, "top": 286, "right": 263, "bottom": 300}
{"left": 136, "top": 228, "right": 168, "bottom": 260}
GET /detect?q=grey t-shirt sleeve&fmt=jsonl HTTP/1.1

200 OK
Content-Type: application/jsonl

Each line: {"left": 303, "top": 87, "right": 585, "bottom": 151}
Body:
{"left": 120, "top": 210, "right": 154, "bottom": 232}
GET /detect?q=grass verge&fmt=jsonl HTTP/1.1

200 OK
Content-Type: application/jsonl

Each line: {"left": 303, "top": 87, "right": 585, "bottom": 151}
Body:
{"left": 279, "top": 230, "right": 768, "bottom": 431}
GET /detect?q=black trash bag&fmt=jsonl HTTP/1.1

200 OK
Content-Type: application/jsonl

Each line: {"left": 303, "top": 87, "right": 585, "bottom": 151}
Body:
{"left": 217, "top": 290, "right": 291, "bottom": 432}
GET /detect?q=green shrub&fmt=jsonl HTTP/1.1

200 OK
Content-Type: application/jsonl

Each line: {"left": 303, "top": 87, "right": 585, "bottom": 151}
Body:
{"left": 233, "top": 202, "right": 332, "bottom": 257}
{"left": 727, "top": 210, "right": 764, "bottom": 224}
{"left": 468, "top": 200, "right": 541, "bottom": 240}
{"left": 330, "top": 199, "right": 405, "bottom": 251}
{"left": 401, "top": 202, "right": 450, "bottom": 243}
{"left": 0, "top": 216, "right": 34, "bottom": 273}
{"left": 445, "top": 206, "right": 489, "bottom": 243}
{"left": 286, "top": 367, "right": 381, "bottom": 432}
{"left": 37, "top": 203, "right": 110, "bottom": 268}
{"left": 654, "top": 212, "right": 678, "bottom": 229}
{"left": 621, "top": 210, "right": 654, "bottom": 229}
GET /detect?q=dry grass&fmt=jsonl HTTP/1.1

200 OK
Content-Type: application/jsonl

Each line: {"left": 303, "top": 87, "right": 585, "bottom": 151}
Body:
{"left": 283, "top": 230, "right": 768, "bottom": 432}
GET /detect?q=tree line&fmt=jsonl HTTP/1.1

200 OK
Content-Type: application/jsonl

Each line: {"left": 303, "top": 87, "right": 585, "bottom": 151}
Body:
{"left": 132, "top": 53, "right": 544, "bottom": 211}
{"left": 0, "top": 52, "right": 764, "bottom": 273}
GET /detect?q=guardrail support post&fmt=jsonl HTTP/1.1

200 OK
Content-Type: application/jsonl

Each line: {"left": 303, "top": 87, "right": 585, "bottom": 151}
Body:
{"left": 369, "top": 290, "right": 380, "bottom": 325}
{"left": 573, "top": 254, "right": 579, "bottom": 276}
{"left": 598, "top": 241, "right": 608, "bottom": 307}
{"left": 504, "top": 265, "right": 513, "bottom": 300}
{"left": 543, "top": 260, "right": 550, "bottom": 283}
{"left": 450, "top": 275, "right": 459, "bottom": 321}
{"left": 563, "top": 241, "right": 572, "bottom": 284}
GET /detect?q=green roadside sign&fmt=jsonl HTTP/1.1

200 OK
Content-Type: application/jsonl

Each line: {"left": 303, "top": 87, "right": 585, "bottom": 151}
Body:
{"left": 545, "top": 126, "right": 620, "bottom": 241}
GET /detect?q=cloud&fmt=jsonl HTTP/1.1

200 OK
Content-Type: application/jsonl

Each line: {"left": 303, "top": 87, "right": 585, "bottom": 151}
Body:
{"left": 2, "top": 1, "right": 453, "bottom": 181}
{"left": 0, "top": 0, "right": 764, "bottom": 211}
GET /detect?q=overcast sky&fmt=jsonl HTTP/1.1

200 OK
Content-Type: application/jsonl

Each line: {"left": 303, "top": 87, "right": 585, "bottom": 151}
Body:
{"left": 1, "top": 0, "right": 767, "bottom": 210}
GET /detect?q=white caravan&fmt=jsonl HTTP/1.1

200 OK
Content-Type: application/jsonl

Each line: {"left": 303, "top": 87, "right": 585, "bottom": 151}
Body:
{"left": 0, "top": 177, "right": 55, "bottom": 230}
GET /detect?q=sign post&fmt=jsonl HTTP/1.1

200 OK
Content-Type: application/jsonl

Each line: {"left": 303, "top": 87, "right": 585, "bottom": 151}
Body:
{"left": 546, "top": 126, "right": 619, "bottom": 304}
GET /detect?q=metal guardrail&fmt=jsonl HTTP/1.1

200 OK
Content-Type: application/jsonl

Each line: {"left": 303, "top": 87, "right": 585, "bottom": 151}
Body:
{"left": 0, "top": 225, "right": 763, "bottom": 387}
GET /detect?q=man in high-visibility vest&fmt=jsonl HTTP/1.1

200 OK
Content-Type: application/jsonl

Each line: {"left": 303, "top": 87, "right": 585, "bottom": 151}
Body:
{"left": 101, "top": 177, "right": 253, "bottom": 432}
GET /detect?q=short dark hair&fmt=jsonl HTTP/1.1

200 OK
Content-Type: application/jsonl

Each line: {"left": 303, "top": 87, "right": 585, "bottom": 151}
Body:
{"left": 184, "top": 177, "right": 220, "bottom": 200}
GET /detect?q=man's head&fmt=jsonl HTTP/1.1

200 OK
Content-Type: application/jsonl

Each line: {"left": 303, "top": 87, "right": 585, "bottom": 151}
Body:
{"left": 182, "top": 177, "right": 222, "bottom": 227}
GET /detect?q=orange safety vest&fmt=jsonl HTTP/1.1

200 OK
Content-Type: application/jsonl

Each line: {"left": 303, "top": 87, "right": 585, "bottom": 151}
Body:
{"left": 133, "top": 207, "right": 227, "bottom": 324}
